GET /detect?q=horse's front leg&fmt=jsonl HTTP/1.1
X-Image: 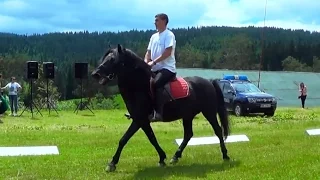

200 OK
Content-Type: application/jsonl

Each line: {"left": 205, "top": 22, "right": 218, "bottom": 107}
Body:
{"left": 140, "top": 122, "right": 167, "bottom": 167}
{"left": 106, "top": 121, "right": 140, "bottom": 172}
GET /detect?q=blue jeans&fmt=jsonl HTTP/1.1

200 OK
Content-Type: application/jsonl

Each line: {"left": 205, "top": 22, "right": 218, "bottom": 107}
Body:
{"left": 9, "top": 95, "right": 18, "bottom": 114}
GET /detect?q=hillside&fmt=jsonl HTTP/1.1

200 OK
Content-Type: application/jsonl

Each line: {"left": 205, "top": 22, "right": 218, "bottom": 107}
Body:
{"left": 1, "top": 26, "right": 320, "bottom": 101}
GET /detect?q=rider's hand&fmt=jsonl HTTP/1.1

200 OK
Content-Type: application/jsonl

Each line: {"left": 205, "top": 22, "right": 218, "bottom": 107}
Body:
{"left": 148, "top": 61, "right": 155, "bottom": 67}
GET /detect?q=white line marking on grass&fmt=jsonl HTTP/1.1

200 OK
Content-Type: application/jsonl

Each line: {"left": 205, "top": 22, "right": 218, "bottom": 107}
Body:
{"left": 175, "top": 134, "right": 249, "bottom": 146}
{"left": 0, "top": 146, "right": 59, "bottom": 156}
{"left": 306, "top": 129, "right": 320, "bottom": 136}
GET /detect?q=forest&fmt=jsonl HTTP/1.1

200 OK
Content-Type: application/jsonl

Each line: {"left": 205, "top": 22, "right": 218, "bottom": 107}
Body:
{"left": 0, "top": 25, "right": 320, "bottom": 106}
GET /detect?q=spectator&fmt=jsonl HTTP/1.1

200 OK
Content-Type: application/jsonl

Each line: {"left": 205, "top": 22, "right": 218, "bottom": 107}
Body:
{"left": 0, "top": 73, "right": 3, "bottom": 96}
{"left": 1, "top": 77, "right": 22, "bottom": 116}
{"left": 298, "top": 82, "right": 307, "bottom": 109}
{"left": 0, "top": 73, "right": 3, "bottom": 123}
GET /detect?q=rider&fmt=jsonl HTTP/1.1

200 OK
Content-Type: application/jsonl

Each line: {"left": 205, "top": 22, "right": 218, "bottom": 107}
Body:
{"left": 124, "top": 13, "right": 177, "bottom": 121}
{"left": 145, "top": 13, "right": 177, "bottom": 121}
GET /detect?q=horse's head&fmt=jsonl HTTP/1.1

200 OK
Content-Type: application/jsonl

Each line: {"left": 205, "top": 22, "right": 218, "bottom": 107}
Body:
{"left": 91, "top": 44, "right": 126, "bottom": 85}
{"left": 91, "top": 44, "right": 148, "bottom": 85}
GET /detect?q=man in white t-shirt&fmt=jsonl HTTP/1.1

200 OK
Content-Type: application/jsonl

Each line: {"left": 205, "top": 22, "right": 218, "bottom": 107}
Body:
{"left": 0, "top": 73, "right": 3, "bottom": 123}
{"left": 1, "top": 77, "right": 22, "bottom": 116}
{"left": 144, "top": 13, "right": 177, "bottom": 121}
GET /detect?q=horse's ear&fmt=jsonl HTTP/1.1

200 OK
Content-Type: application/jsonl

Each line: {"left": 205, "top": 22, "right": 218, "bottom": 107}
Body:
{"left": 117, "top": 44, "right": 126, "bottom": 54}
{"left": 117, "top": 44, "right": 123, "bottom": 53}
{"left": 108, "top": 44, "right": 111, "bottom": 49}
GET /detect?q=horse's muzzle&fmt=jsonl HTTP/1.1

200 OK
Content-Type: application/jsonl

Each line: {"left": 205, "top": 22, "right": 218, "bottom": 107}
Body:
{"left": 91, "top": 72, "right": 101, "bottom": 80}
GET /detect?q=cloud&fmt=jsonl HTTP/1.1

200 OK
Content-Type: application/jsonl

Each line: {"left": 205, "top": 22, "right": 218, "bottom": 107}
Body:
{"left": 197, "top": 0, "right": 320, "bottom": 32}
{"left": 0, "top": 0, "right": 319, "bottom": 35}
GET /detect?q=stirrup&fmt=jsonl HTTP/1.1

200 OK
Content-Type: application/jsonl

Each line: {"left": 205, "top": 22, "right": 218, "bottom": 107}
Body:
{"left": 148, "top": 110, "right": 163, "bottom": 122}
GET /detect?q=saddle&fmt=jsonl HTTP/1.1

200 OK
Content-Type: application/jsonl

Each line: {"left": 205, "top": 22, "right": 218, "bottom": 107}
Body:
{"left": 149, "top": 76, "right": 190, "bottom": 102}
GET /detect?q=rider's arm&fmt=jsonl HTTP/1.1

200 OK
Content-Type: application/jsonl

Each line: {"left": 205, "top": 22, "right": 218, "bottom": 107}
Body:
{"left": 145, "top": 36, "right": 153, "bottom": 63}
{"left": 153, "top": 33, "right": 175, "bottom": 64}
{"left": 144, "top": 50, "right": 151, "bottom": 63}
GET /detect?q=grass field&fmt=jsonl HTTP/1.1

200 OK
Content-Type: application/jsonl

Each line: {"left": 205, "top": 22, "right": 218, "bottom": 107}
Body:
{"left": 0, "top": 108, "right": 320, "bottom": 180}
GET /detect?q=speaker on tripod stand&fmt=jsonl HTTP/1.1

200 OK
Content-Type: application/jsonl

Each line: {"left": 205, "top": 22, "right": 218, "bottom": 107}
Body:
{"left": 19, "top": 61, "right": 43, "bottom": 118}
{"left": 74, "top": 62, "right": 94, "bottom": 114}
{"left": 38, "top": 62, "right": 59, "bottom": 115}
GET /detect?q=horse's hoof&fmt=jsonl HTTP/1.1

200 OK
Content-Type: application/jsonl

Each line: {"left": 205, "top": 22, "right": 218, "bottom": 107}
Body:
{"left": 170, "top": 157, "right": 179, "bottom": 165}
{"left": 223, "top": 155, "right": 231, "bottom": 161}
{"left": 158, "top": 162, "right": 166, "bottom": 167}
{"left": 105, "top": 163, "right": 116, "bottom": 172}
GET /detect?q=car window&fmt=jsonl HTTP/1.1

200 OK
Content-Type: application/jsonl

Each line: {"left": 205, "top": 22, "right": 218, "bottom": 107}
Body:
{"left": 233, "top": 82, "right": 261, "bottom": 93}
{"left": 217, "top": 81, "right": 224, "bottom": 90}
{"left": 223, "top": 83, "right": 233, "bottom": 94}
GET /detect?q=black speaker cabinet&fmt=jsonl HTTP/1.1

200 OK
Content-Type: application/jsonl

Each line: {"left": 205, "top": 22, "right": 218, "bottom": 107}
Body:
{"left": 27, "top": 61, "right": 39, "bottom": 79}
{"left": 43, "top": 62, "right": 55, "bottom": 79}
{"left": 74, "top": 62, "right": 88, "bottom": 79}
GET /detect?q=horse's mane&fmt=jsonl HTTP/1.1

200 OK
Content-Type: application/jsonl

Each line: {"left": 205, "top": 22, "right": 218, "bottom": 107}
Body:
{"left": 99, "top": 48, "right": 114, "bottom": 64}
{"left": 99, "top": 47, "right": 153, "bottom": 79}
{"left": 124, "top": 48, "right": 152, "bottom": 76}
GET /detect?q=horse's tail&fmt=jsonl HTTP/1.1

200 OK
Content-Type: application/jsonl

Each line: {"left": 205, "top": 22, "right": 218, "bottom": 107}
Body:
{"left": 210, "top": 79, "right": 230, "bottom": 139}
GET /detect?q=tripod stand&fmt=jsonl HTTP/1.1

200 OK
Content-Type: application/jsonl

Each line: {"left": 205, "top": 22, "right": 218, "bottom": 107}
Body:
{"left": 19, "top": 79, "right": 43, "bottom": 118}
{"left": 74, "top": 78, "right": 94, "bottom": 115}
{"left": 38, "top": 78, "right": 59, "bottom": 115}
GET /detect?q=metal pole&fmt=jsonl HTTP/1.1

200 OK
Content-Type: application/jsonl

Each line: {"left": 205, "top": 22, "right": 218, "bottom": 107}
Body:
{"left": 258, "top": 0, "right": 268, "bottom": 88}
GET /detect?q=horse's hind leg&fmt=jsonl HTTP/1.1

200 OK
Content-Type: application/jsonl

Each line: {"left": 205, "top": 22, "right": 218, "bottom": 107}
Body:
{"left": 170, "top": 114, "right": 195, "bottom": 164}
{"left": 202, "top": 109, "right": 230, "bottom": 160}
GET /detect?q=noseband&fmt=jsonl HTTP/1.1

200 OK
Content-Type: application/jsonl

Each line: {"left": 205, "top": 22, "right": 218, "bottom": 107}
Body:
{"left": 106, "top": 73, "right": 115, "bottom": 80}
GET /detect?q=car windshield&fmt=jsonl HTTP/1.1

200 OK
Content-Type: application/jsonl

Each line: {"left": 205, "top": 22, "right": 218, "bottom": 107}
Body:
{"left": 233, "top": 82, "right": 261, "bottom": 93}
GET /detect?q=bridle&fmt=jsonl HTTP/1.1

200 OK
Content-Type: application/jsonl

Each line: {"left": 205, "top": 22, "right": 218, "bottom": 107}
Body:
{"left": 97, "top": 62, "right": 116, "bottom": 81}
{"left": 106, "top": 73, "right": 115, "bottom": 80}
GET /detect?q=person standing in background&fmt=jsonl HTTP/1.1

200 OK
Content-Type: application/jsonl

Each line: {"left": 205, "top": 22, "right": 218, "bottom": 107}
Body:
{"left": 0, "top": 73, "right": 3, "bottom": 96}
{"left": 298, "top": 82, "right": 307, "bottom": 109}
{"left": 0, "top": 73, "right": 3, "bottom": 123}
{"left": 1, "top": 77, "right": 22, "bottom": 116}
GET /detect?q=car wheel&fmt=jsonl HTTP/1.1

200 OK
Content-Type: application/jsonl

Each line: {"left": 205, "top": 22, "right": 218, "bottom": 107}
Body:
{"left": 234, "top": 103, "right": 243, "bottom": 116}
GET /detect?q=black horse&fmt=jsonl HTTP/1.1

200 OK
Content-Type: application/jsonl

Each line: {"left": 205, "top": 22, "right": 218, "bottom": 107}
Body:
{"left": 91, "top": 44, "right": 231, "bottom": 172}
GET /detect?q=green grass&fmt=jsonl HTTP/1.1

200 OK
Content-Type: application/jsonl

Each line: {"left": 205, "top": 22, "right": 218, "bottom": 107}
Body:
{"left": 0, "top": 108, "right": 320, "bottom": 180}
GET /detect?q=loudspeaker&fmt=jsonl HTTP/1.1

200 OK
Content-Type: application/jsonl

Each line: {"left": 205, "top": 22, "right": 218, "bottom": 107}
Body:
{"left": 27, "top": 61, "right": 39, "bottom": 79}
{"left": 74, "top": 62, "right": 88, "bottom": 79}
{"left": 43, "top": 62, "right": 55, "bottom": 79}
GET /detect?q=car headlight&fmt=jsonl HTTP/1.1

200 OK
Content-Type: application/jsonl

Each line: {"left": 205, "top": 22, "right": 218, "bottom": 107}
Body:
{"left": 247, "top": 97, "right": 256, "bottom": 103}
{"left": 271, "top": 97, "right": 277, "bottom": 102}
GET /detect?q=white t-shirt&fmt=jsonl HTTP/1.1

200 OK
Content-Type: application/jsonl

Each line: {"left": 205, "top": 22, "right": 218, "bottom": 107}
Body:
{"left": 4, "top": 82, "right": 21, "bottom": 95}
{"left": 147, "top": 29, "right": 176, "bottom": 73}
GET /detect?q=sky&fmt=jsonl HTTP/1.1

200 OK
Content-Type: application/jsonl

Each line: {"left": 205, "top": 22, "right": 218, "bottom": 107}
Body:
{"left": 0, "top": 0, "right": 319, "bottom": 35}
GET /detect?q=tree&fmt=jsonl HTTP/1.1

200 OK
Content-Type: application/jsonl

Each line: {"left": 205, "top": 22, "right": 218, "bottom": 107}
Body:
{"left": 213, "top": 34, "right": 258, "bottom": 70}
{"left": 312, "top": 56, "right": 320, "bottom": 72}
{"left": 282, "top": 56, "right": 312, "bottom": 72}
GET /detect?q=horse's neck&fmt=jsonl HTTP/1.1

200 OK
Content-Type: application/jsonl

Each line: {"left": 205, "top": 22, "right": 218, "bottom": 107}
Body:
{"left": 117, "top": 67, "right": 151, "bottom": 90}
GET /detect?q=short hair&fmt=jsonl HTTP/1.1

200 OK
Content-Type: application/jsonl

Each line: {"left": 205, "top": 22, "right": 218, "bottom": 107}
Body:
{"left": 155, "top": 13, "right": 169, "bottom": 25}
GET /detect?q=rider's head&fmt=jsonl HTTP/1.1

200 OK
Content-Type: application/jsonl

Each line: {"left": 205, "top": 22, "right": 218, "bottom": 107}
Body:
{"left": 154, "top": 13, "right": 168, "bottom": 32}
